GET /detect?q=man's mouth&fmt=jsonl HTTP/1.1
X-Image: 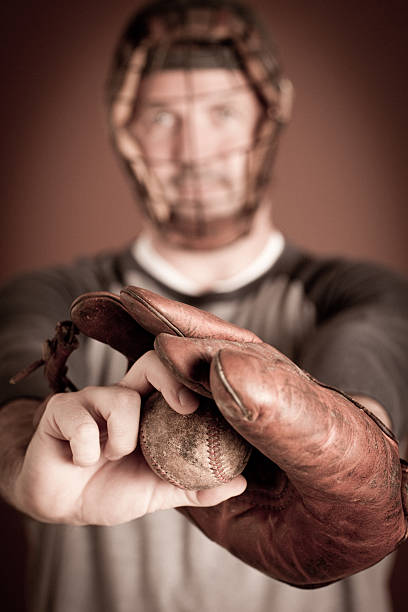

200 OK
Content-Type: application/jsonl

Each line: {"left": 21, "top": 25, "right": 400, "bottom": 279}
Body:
{"left": 176, "top": 183, "right": 204, "bottom": 199}
{"left": 174, "top": 178, "right": 226, "bottom": 199}
{"left": 167, "top": 190, "right": 246, "bottom": 220}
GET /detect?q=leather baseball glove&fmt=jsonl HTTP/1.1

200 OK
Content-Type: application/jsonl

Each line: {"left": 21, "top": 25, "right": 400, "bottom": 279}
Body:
{"left": 26, "top": 286, "right": 408, "bottom": 587}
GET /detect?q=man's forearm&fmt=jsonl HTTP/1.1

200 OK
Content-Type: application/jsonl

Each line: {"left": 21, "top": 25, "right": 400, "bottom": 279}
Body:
{"left": 0, "top": 398, "right": 41, "bottom": 508}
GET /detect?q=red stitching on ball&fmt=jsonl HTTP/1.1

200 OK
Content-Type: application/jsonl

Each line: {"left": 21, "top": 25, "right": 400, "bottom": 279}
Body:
{"left": 206, "top": 417, "right": 230, "bottom": 483}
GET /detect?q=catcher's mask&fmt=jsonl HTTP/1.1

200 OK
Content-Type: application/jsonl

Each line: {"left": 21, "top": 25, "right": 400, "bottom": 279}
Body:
{"left": 107, "top": 0, "right": 291, "bottom": 249}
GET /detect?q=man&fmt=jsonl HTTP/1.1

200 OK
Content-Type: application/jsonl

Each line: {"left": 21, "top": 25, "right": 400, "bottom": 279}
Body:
{"left": 0, "top": 1, "right": 407, "bottom": 611}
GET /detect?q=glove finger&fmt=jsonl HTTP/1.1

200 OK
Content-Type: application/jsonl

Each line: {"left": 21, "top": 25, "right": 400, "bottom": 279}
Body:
{"left": 120, "top": 286, "right": 261, "bottom": 342}
{"left": 210, "top": 345, "right": 401, "bottom": 502}
{"left": 70, "top": 291, "right": 154, "bottom": 362}
{"left": 153, "top": 334, "right": 242, "bottom": 397}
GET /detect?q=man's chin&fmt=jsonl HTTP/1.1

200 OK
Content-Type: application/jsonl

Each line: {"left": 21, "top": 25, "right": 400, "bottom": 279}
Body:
{"left": 157, "top": 211, "right": 253, "bottom": 250}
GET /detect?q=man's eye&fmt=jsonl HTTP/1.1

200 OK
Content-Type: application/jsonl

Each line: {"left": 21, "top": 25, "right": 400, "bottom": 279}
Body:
{"left": 212, "top": 105, "right": 238, "bottom": 122}
{"left": 152, "top": 110, "right": 177, "bottom": 127}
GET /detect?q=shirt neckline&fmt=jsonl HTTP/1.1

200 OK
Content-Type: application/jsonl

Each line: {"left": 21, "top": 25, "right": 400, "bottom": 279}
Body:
{"left": 131, "top": 231, "right": 285, "bottom": 297}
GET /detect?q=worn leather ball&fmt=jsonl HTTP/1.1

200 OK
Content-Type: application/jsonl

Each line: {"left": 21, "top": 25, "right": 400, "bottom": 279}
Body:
{"left": 140, "top": 391, "right": 252, "bottom": 490}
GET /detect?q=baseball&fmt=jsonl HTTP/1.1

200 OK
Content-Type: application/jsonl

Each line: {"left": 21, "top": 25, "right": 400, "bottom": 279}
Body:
{"left": 139, "top": 391, "right": 252, "bottom": 490}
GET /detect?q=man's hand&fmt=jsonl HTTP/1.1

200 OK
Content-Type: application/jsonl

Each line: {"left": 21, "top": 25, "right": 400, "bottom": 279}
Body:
{"left": 9, "top": 351, "right": 246, "bottom": 526}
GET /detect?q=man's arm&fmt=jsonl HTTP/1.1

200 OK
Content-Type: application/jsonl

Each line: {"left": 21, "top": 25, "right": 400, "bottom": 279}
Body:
{"left": 298, "top": 257, "right": 408, "bottom": 439}
{"left": 0, "top": 398, "right": 40, "bottom": 509}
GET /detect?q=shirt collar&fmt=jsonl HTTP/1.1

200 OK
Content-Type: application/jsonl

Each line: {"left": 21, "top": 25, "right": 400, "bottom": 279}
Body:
{"left": 131, "top": 231, "right": 285, "bottom": 297}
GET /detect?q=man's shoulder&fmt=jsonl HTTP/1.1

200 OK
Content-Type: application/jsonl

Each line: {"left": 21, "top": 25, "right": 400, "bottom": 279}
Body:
{"left": 1, "top": 243, "right": 139, "bottom": 297}
{"left": 271, "top": 244, "right": 408, "bottom": 319}
{"left": 273, "top": 243, "right": 407, "bottom": 289}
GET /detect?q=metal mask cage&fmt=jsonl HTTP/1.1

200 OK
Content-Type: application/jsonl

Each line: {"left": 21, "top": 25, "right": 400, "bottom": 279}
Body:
{"left": 108, "top": 2, "right": 284, "bottom": 249}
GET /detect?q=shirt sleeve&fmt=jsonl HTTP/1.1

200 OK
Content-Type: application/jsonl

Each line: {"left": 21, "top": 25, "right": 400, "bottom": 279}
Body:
{"left": 298, "top": 258, "right": 408, "bottom": 440}
{"left": 0, "top": 250, "right": 129, "bottom": 406}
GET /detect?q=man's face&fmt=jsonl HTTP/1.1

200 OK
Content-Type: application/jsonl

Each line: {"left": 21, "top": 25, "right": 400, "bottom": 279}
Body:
{"left": 128, "top": 69, "right": 263, "bottom": 230}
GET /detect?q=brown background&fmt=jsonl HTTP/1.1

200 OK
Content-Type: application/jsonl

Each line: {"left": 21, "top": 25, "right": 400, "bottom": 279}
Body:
{"left": 0, "top": 1, "right": 407, "bottom": 610}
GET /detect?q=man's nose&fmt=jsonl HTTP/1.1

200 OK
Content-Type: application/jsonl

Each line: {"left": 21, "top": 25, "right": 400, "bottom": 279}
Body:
{"left": 174, "top": 108, "right": 218, "bottom": 163}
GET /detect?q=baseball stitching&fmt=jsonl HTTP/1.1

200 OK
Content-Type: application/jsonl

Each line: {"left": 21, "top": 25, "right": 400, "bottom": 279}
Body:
{"left": 206, "top": 417, "right": 231, "bottom": 483}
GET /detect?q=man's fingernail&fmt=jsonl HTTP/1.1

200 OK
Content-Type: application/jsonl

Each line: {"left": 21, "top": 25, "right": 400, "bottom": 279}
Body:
{"left": 178, "top": 388, "right": 198, "bottom": 411}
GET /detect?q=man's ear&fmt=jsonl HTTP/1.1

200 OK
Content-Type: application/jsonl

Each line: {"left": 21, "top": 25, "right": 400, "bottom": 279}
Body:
{"left": 275, "top": 78, "right": 294, "bottom": 124}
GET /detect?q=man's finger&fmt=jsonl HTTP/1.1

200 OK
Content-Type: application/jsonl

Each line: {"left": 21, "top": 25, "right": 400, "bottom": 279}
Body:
{"left": 149, "top": 475, "right": 247, "bottom": 515}
{"left": 192, "top": 475, "right": 247, "bottom": 506}
{"left": 41, "top": 387, "right": 142, "bottom": 465}
{"left": 41, "top": 393, "right": 101, "bottom": 466}
{"left": 119, "top": 350, "right": 199, "bottom": 414}
{"left": 75, "top": 385, "right": 141, "bottom": 462}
